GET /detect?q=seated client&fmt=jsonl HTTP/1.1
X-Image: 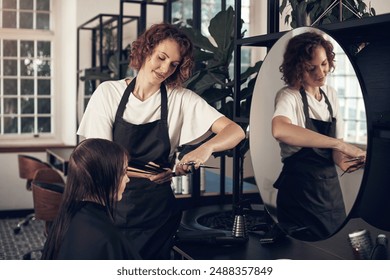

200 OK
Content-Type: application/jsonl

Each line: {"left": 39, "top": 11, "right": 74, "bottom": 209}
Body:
{"left": 41, "top": 138, "right": 140, "bottom": 260}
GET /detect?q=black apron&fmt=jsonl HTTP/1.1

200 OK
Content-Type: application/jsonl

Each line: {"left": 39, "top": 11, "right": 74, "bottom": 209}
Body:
{"left": 274, "top": 87, "right": 346, "bottom": 241}
{"left": 113, "top": 77, "right": 181, "bottom": 259}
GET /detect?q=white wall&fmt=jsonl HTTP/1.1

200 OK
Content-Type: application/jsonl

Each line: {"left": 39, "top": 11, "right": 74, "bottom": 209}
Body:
{"left": 0, "top": 153, "right": 47, "bottom": 211}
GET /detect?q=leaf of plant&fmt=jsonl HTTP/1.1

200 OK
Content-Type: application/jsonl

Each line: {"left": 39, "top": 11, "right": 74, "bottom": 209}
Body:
{"left": 240, "top": 60, "right": 262, "bottom": 82}
{"left": 208, "top": 7, "right": 234, "bottom": 52}
{"left": 181, "top": 26, "right": 217, "bottom": 53}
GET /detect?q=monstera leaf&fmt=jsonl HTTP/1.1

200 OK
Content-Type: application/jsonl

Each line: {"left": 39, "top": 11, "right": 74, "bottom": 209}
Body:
{"left": 180, "top": 7, "right": 261, "bottom": 122}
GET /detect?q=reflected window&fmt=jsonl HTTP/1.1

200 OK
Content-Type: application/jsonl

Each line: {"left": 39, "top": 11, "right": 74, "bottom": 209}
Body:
{"left": 0, "top": 0, "right": 53, "bottom": 137}
{"left": 327, "top": 44, "right": 367, "bottom": 145}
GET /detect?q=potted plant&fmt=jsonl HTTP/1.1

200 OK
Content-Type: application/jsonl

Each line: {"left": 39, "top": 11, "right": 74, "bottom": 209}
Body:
{"left": 176, "top": 7, "right": 261, "bottom": 203}
{"left": 178, "top": 6, "right": 261, "bottom": 122}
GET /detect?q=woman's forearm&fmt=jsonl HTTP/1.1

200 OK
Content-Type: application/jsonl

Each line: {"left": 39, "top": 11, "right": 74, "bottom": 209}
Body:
{"left": 200, "top": 115, "right": 245, "bottom": 153}
{"left": 272, "top": 116, "right": 366, "bottom": 158}
{"left": 177, "top": 118, "right": 245, "bottom": 169}
{"left": 272, "top": 116, "right": 339, "bottom": 149}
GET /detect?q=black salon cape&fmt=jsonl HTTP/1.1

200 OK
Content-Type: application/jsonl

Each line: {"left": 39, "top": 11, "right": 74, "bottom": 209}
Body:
{"left": 57, "top": 201, "right": 141, "bottom": 260}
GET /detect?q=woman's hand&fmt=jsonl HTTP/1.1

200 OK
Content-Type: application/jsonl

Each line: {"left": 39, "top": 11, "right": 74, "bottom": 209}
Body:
{"left": 336, "top": 140, "right": 366, "bottom": 159}
{"left": 333, "top": 142, "right": 366, "bottom": 173}
{"left": 149, "top": 169, "right": 173, "bottom": 185}
{"left": 174, "top": 145, "right": 213, "bottom": 176}
{"left": 127, "top": 161, "right": 173, "bottom": 184}
{"left": 174, "top": 116, "right": 244, "bottom": 175}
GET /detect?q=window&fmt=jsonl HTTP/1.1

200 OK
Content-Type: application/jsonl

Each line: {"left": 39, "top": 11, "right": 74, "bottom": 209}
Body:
{"left": 0, "top": 0, "right": 53, "bottom": 139}
{"left": 327, "top": 44, "right": 367, "bottom": 145}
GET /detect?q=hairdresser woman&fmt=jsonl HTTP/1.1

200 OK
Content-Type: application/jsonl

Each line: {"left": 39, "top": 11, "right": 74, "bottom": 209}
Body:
{"left": 77, "top": 23, "right": 245, "bottom": 259}
{"left": 272, "top": 31, "right": 365, "bottom": 240}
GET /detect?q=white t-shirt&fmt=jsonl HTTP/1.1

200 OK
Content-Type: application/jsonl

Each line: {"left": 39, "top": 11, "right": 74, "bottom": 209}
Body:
{"left": 272, "top": 85, "right": 344, "bottom": 160}
{"left": 77, "top": 79, "right": 223, "bottom": 160}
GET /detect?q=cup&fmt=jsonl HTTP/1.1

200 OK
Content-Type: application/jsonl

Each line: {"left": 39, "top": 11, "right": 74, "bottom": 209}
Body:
{"left": 348, "top": 229, "right": 373, "bottom": 260}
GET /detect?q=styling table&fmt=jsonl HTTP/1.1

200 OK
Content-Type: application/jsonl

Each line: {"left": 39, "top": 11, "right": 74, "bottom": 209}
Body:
{"left": 173, "top": 217, "right": 390, "bottom": 260}
{"left": 46, "top": 147, "right": 75, "bottom": 176}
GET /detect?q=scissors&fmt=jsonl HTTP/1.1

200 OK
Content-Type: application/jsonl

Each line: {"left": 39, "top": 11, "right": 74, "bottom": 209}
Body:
{"left": 180, "top": 161, "right": 219, "bottom": 169}
{"left": 340, "top": 157, "right": 365, "bottom": 176}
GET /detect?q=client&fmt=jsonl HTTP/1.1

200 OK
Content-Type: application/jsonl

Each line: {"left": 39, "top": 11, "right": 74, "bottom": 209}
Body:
{"left": 41, "top": 138, "right": 140, "bottom": 259}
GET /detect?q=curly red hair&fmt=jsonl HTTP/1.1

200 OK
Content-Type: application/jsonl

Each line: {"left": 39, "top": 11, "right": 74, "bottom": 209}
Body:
{"left": 280, "top": 31, "right": 335, "bottom": 87}
{"left": 129, "top": 23, "right": 194, "bottom": 88}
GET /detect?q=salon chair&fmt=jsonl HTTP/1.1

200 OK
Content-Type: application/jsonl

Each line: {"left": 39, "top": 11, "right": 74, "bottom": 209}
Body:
{"left": 14, "top": 155, "right": 52, "bottom": 234}
{"left": 32, "top": 168, "right": 65, "bottom": 185}
{"left": 18, "top": 155, "right": 52, "bottom": 190}
{"left": 22, "top": 180, "right": 64, "bottom": 260}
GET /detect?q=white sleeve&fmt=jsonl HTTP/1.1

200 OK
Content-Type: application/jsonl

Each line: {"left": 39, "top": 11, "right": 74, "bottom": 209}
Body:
{"left": 273, "top": 89, "right": 299, "bottom": 125}
{"left": 77, "top": 82, "right": 120, "bottom": 140}
{"left": 178, "top": 89, "right": 224, "bottom": 146}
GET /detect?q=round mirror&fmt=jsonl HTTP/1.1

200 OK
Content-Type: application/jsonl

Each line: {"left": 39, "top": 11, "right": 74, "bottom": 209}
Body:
{"left": 250, "top": 27, "right": 367, "bottom": 241}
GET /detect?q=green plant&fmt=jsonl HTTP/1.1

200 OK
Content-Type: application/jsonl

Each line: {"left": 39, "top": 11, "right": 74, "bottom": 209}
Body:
{"left": 280, "top": 0, "right": 376, "bottom": 28}
{"left": 178, "top": 6, "right": 261, "bottom": 120}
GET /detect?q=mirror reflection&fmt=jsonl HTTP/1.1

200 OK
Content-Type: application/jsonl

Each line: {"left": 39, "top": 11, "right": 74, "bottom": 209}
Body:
{"left": 250, "top": 27, "right": 367, "bottom": 241}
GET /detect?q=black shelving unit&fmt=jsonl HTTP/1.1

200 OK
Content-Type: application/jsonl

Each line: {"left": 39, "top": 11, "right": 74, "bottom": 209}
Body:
{"left": 77, "top": 13, "right": 139, "bottom": 81}
{"left": 231, "top": 0, "right": 281, "bottom": 208}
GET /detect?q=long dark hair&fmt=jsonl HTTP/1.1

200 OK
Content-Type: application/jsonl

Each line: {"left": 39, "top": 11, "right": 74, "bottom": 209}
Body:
{"left": 130, "top": 22, "right": 194, "bottom": 88}
{"left": 41, "top": 138, "right": 128, "bottom": 259}
{"left": 280, "top": 31, "right": 335, "bottom": 87}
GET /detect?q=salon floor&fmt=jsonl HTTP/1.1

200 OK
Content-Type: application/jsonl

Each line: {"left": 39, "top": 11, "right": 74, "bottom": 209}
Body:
{"left": 0, "top": 217, "right": 45, "bottom": 260}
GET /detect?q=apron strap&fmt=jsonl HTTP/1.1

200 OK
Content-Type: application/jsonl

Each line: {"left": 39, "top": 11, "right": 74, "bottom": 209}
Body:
{"left": 299, "top": 87, "right": 334, "bottom": 128}
{"left": 299, "top": 87, "right": 336, "bottom": 160}
{"left": 115, "top": 77, "right": 168, "bottom": 122}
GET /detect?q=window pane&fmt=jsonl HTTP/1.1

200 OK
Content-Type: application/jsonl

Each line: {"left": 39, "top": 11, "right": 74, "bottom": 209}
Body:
{"left": 4, "top": 59, "right": 17, "bottom": 76}
{"left": 38, "top": 79, "right": 50, "bottom": 95}
{"left": 21, "top": 97, "right": 34, "bottom": 114}
{"left": 3, "top": 79, "right": 17, "bottom": 95}
{"left": 4, "top": 97, "right": 17, "bottom": 114}
{"left": 37, "top": 60, "right": 50, "bottom": 76}
{"left": 21, "top": 40, "right": 34, "bottom": 57}
{"left": 21, "top": 79, "right": 34, "bottom": 95}
{"left": 38, "top": 41, "right": 50, "bottom": 56}
{"left": 38, "top": 98, "right": 50, "bottom": 113}
{"left": 20, "top": 0, "right": 34, "bottom": 9}
{"left": 4, "top": 117, "right": 17, "bottom": 133}
{"left": 21, "top": 117, "right": 34, "bottom": 133}
{"left": 20, "top": 59, "right": 34, "bottom": 76}
{"left": 20, "top": 12, "right": 33, "bottom": 29}
{"left": 37, "top": 0, "right": 50, "bottom": 11}
{"left": 2, "top": 11, "right": 16, "bottom": 28}
{"left": 3, "top": 0, "right": 17, "bottom": 9}
{"left": 172, "top": 0, "right": 192, "bottom": 24}
{"left": 3, "top": 40, "right": 17, "bottom": 57}
{"left": 36, "top": 13, "right": 50, "bottom": 30}
{"left": 38, "top": 117, "right": 51, "bottom": 132}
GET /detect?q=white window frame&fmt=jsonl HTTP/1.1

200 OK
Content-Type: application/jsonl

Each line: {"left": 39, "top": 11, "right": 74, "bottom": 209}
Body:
{"left": 0, "top": 0, "right": 62, "bottom": 147}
